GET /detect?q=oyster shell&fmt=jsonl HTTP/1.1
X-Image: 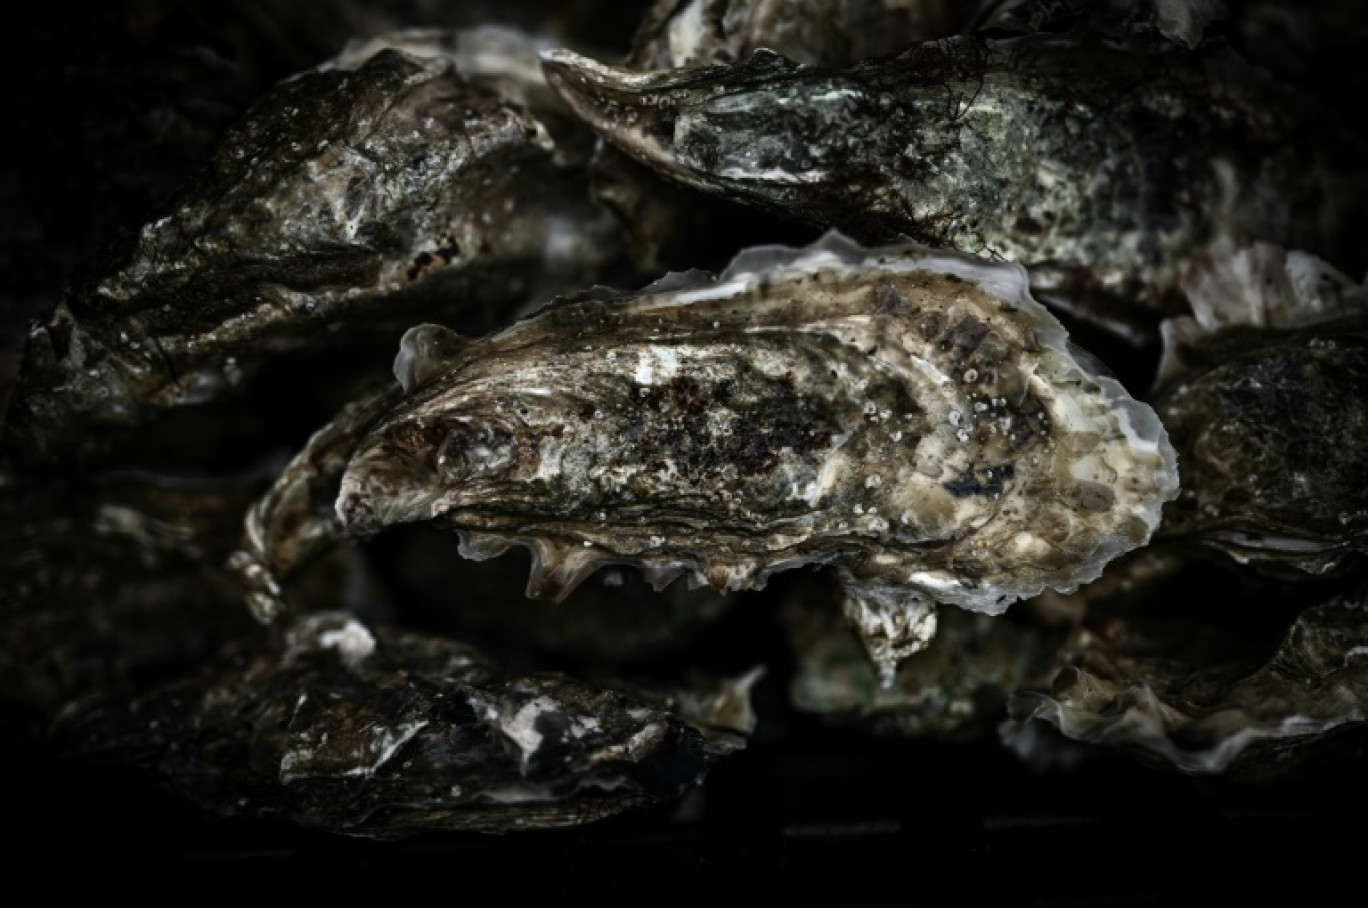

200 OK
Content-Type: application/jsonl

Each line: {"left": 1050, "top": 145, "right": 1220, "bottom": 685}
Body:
{"left": 1157, "top": 243, "right": 1368, "bottom": 386}
{"left": 1002, "top": 571, "right": 1368, "bottom": 780}
{"left": 234, "top": 232, "right": 1178, "bottom": 680}
{"left": 541, "top": 33, "right": 1368, "bottom": 344}
{"left": 1150, "top": 249, "right": 1368, "bottom": 576}
{"left": 3, "top": 46, "right": 621, "bottom": 468}
{"left": 326, "top": 24, "right": 605, "bottom": 164}
{"left": 971, "top": 0, "right": 1229, "bottom": 50}
{"left": 52, "top": 611, "right": 755, "bottom": 838}
{"left": 597, "top": 0, "right": 977, "bottom": 274}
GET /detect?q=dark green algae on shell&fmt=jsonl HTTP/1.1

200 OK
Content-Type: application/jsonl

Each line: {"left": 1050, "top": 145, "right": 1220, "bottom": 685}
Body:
{"left": 541, "top": 32, "right": 1368, "bottom": 344}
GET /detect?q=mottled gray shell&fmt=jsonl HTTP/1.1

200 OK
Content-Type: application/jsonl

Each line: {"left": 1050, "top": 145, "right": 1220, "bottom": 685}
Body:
{"left": 237, "top": 232, "right": 1177, "bottom": 677}
{"left": 595, "top": 0, "right": 977, "bottom": 274}
{"left": 3, "top": 47, "right": 619, "bottom": 466}
{"left": 541, "top": 34, "right": 1368, "bottom": 343}
{"left": 1152, "top": 322, "right": 1368, "bottom": 576}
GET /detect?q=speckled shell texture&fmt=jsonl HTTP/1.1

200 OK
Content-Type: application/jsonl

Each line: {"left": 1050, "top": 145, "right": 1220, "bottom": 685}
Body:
{"left": 327, "top": 232, "right": 1178, "bottom": 625}
{"left": 541, "top": 33, "right": 1368, "bottom": 342}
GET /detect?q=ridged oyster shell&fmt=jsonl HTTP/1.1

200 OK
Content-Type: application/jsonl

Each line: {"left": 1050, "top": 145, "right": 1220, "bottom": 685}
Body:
{"left": 541, "top": 33, "right": 1368, "bottom": 344}
{"left": 1152, "top": 247, "right": 1368, "bottom": 575}
{"left": 236, "top": 232, "right": 1178, "bottom": 679}
{"left": 595, "top": 0, "right": 976, "bottom": 274}
{"left": 3, "top": 47, "right": 620, "bottom": 468}
{"left": 1002, "top": 573, "right": 1368, "bottom": 779}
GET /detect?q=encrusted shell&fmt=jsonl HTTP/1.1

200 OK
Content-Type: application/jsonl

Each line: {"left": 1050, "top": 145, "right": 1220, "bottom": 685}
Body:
{"left": 237, "top": 232, "right": 1178, "bottom": 678}
{"left": 1149, "top": 244, "right": 1368, "bottom": 574}
{"left": 3, "top": 47, "right": 619, "bottom": 467}
{"left": 541, "top": 34, "right": 1368, "bottom": 344}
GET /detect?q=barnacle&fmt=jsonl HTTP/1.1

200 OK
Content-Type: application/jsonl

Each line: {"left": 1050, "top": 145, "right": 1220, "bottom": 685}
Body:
{"left": 235, "top": 231, "right": 1178, "bottom": 682}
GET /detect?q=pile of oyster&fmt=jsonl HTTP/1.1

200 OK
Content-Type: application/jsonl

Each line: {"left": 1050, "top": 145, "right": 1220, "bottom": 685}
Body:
{"left": 4, "top": 0, "right": 1368, "bottom": 838}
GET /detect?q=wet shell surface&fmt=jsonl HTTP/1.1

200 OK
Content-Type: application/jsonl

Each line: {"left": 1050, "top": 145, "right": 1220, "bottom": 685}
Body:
{"left": 1003, "top": 577, "right": 1368, "bottom": 779}
{"left": 237, "top": 232, "right": 1178, "bottom": 679}
{"left": 541, "top": 34, "right": 1368, "bottom": 343}
{"left": 2, "top": 47, "right": 620, "bottom": 467}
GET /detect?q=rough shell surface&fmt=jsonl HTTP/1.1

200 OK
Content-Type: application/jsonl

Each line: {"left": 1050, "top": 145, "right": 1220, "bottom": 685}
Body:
{"left": 53, "top": 611, "right": 753, "bottom": 839}
{"left": 542, "top": 34, "right": 1368, "bottom": 344}
{"left": 1151, "top": 282, "right": 1368, "bottom": 576}
{"left": 326, "top": 24, "right": 601, "bottom": 164}
{"left": 235, "top": 232, "right": 1178, "bottom": 678}
{"left": 2, "top": 48, "right": 620, "bottom": 467}
{"left": 595, "top": 0, "right": 975, "bottom": 274}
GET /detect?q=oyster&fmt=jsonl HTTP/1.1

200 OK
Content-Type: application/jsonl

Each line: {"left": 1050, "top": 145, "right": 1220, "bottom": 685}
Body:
{"left": 326, "top": 24, "right": 606, "bottom": 164}
{"left": 52, "top": 611, "right": 755, "bottom": 838}
{"left": 1002, "top": 570, "right": 1368, "bottom": 780}
{"left": 3, "top": 46, "right": 621, "bottom": 468}
{"left": 596, "top": 0, "right": 977, "bottom": 274}
{"left": 234, "top": 232, "right": 1178, "bottom": 680}
{"left": 628, "top": 0, "right": 979, "bottom": 70}
{"left": 1, "top": 6, "right": 258, "bottom": 360}
{"left": 542, "top": 33, "right": 1368, "bottom": 343}
{"left": 1150, "top": 248, "right": 1368, "bottom": 576}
